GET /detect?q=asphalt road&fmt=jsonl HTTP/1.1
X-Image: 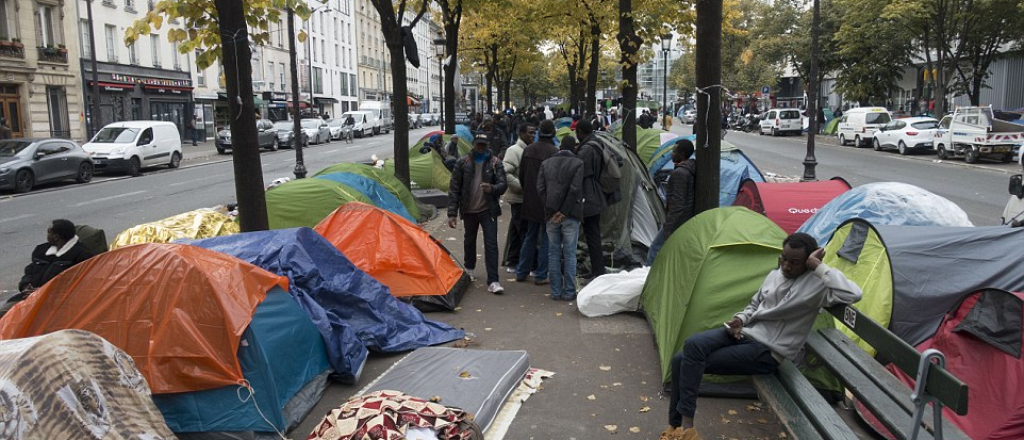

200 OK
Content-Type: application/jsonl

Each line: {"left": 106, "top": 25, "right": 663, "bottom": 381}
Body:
{"left": 0, "top": 127, "right": 436, "bottom": 292}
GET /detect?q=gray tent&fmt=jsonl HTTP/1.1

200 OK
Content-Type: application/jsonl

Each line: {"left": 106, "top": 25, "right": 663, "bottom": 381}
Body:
{"left": 823, "top": 219, "right": 1024, "bottom": 348}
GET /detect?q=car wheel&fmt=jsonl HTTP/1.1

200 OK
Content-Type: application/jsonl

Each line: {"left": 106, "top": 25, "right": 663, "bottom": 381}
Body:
{"left": 898, "top": 141, "right": 908, "bottom": 155}
{"left": 854, "top": 135, "right": 862, "bottom": 148}
{"left": 965, "top": 148, "right": 979, "bottom": 164}
{"left": 169, "top": 151, "right": 182, "bottom": 168}
{"left": 839, "top": 134, "right": 847, "bottom": 146}
{"left": 269, "top": 138, "right": 279, "bottom": 151}
{"left": 128, "top": 156, "right": 142, "bottom": 177}
{"left": 873, "top": 138, "right": 882, "bottom": 151}
{"left": 324, "top": 133, "right": 331, "bottom": 144}
{"left": 14, "top": 169, "right": 33, "bottom": 193}
{"left": 76, "top": 162, "right": 94, "bottom": 183}
{"left": 937, "top": 145, "right": 948, "bottom": 160}
{"left": 772, "top": 127, "right": 778, "bottom": 137}
{"left": 217, "top": 147, "right": 227, "bottom": 155}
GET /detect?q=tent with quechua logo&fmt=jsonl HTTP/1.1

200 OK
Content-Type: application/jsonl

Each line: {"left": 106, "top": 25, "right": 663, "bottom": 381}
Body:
{"left": 733, "top": 177, "right": 852, "bottom": 233}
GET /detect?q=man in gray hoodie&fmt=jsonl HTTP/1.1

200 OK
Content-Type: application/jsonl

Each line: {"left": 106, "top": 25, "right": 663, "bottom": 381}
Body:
{"left": 661, "top": 232, "right": 863, "bottom": 440}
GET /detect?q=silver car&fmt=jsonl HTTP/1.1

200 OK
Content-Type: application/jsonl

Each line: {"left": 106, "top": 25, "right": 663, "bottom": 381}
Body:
{"left": 216, "top": 119, "right": 280, "bottom": 154}
{"left": 301, "top": 119, "right": 332, "bottom": 145}
{"left": 0, "top": 138, "right": 94, "bottom": 193}
{"left": 273, "top": 120, "right": 308, "bottom": 148}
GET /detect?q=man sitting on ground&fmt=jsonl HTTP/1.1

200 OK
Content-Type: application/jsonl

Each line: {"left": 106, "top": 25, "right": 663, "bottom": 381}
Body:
{"left": 661, "top": 232, "right": 863, "bottom": 440}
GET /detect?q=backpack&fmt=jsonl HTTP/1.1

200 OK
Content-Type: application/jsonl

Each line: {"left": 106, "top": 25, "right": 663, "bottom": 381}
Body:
{"left": 590, "top": 137, "right": 623, "bottom": 204}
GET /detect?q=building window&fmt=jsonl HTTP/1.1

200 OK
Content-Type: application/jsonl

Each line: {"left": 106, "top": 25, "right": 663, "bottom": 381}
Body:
{"left": 125, "top": 0, "right": 136, "bottom": 11}
{"left": 151, "top": 34, "right": 160, "bottom": 67}
{"left": 172, "top": 41, "right": 180, "bottom": 69}
{"left": 128, "top": 42, "right": 137, "bottom": 64}
{"left": 105, "top": 25, "right": 117, "bottom": 62}
{"left": 267, "top": 61, "right": 275, "bottom": 91}
{"left": 279, "top": 62, "right": 285, "bottom": 90}
{"left": 46, "top": 86, "right": 70, "bottom": 139}
{"left": 79, "top": 19, "right": 91, "bottom": 57}
{"left": 313, "top": 67, "right": 323, "bottom": 94}
{"left": 277, "top": 20, "right": 284, "bottom": 47}
{"left": 311, "top": 37, "right": 316, "bottom": 62}
{"left": 0, "top": 0, "right": 15, "bottom": 41}
{"left": 36, "top": 3, "right": 62, "bottom": 48}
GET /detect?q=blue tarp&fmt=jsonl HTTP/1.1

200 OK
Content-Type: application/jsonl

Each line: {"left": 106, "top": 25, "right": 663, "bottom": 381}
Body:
{"left": 650, "top": 137, "right": 765, "bottom": 206}
{"left": 316, "top": 172, "right": 415, "bottom": 222}
{"left": 798, "top": 182, "right": 974, "bottom": 246}
{"left": 154, "top": 286, "right": 332, "bottom": 434}
{"left": 187, "top": 228, "right": 464, "bottom": 377}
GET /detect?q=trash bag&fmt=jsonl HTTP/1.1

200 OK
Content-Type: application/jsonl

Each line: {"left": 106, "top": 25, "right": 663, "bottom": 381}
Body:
{"left": 577, "top": 266, "right": 649, "bottom": 317}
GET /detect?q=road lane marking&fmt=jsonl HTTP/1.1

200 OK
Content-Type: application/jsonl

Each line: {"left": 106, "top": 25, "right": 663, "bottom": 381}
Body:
{"left": 0, "top": 213, "right": 34, "bottom": 224}
{"left": 72, "top": 190, "right": 148, "bottom": 207}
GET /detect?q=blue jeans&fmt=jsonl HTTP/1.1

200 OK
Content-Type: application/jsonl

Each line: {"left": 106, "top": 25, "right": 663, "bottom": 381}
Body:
{"left": 516, "top": 220, "right": 549, "bottom": 280}
{"left": 646, "top": 227, "right": 669, "bottom": 265}
{"left": 547, "top": 218, "right": 580, "bottom": 299}
{"left": 668, "top": 328, "right": 779, "bottom": 427}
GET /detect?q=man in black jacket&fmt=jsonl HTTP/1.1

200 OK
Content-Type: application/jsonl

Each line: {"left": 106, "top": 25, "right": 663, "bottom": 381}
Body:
{"left": 448, "top": 133, "right": 508, "bottom": 294}
{"left": 516, "top": 120, "right": 559, "bottom": 284}
{"left": 18, "top": 219, "right": 94, "bottom": 292}
{"left": 647, "top": 140, "right": 697, "bottom": 265}
{"left": 575, "top": 121, "right": 607, "bottom": 279}
{"left": 538, "top": 136, "right": 584, "bottom": 300}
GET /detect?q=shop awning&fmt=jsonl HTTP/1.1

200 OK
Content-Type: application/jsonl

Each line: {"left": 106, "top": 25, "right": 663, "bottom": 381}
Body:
{"left": 143, "top": 84, "right": 194, "bottom": 95}
{"left": 406, "top": 96, "right": 421, "bottom": 106}
{"left": 287, "top": 101, "right": 311, "bottom": 109}
{"left": 314, "top": 97, "right": 339, "bottom": 103}
{"left": 88, "top": 81, "right": 135, "bottom": 91}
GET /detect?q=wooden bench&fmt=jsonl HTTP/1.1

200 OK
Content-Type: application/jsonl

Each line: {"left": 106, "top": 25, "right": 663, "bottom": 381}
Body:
{"left": 751, "top": 305, "right": 970, "bottom": 440}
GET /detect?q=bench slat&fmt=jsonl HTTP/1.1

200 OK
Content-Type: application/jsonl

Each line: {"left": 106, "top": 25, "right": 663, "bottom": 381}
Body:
{"left": 815, "top": 329, "right": 972, "bottom": 440}
{"left": 773, "top": 361, "right": 861, "bottom": 440}
{"left": 751, "top": 373, "right": 827, "bottom": 440}
{"left": 825, "top": 305, "right": 969, "bottom": 415}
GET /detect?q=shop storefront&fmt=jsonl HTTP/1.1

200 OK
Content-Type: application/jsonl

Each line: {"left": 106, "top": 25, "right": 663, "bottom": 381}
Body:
{"left": 81, "top": 61, "right": 193, "bottom": 139}
{"left": 263, "top": 92, "right": 290, "bottom": 122}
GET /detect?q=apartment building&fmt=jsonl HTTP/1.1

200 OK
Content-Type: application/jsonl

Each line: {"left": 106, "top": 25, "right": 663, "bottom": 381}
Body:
{"left": 304, "top": 0, "right": 357, "bottom": 118}
{"left": 354, "top": 0, "right": 390, "bottom": 106}
{"left": 1, "top": 0, "right": 85, "bottom": 140}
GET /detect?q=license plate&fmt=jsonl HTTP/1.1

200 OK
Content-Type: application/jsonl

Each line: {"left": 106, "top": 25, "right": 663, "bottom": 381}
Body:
{"left": 922, "top": 142, "right": 933, "bottom": 147}
{"left": 996, "top": 147, "right": 1009, "bottom": 152}
{"left": 93, "top": 159, "right": 103, "bottom": 164}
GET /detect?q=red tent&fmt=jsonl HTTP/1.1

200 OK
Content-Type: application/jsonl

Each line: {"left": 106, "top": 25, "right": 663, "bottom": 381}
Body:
{"left": 863, "top": 289, "right": 1024, "bottom": 440}
{"left": 732, "top": 178, "right": 851, "bottom": 233}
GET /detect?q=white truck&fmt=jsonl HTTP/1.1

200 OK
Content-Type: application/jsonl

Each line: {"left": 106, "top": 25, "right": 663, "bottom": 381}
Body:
{"left": 358, "top": 101, "right": 393, "bottom": 135}
{"left": 935, "top": 106, "right": 1023, "bottom": 163}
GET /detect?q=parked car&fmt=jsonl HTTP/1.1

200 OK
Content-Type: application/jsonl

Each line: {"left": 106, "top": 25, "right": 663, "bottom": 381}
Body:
{"left": 327, "top": 119, "right": 346, "bottom": 140}
{"left": 682, "top": 109, "right": 697, "bottom": 124}
{"left": 836, "top": 107, "right": 893, "bottom": 148}
{"left": 301, "top": 118, "right": 332, "bottom": 144}
{"left": 0, "top": 138, "right": 94, "bottom": 193}
{"left": 759, "top": 108, "right": 802, "bottom": 136}
{"left": 83, "top": 121, "right": 182, "bottom": 176}
{"left": 423, "top": 113, "right": 439, "bottom": 126}
{"left": 358, "top": 101, "right": 393, "bottom": 135}
{"left": 935, "top": 106, "right": 1023, "bottom": 163}
{"left": 216, "top": 119, "right": 280, "bottom": 154}
{"left": 272, "top": 120, "right": 308, "bottom": 148}
{"left": 341, "top": 111, "right": 374, "bottom": 138}
{"left": 872, "top": 117, "right": 940, "bottom": 155}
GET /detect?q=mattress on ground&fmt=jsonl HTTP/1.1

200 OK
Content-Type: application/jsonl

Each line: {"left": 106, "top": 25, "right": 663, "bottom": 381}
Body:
{"left": 362, "top": 347, "right": 530, "bottom": 431}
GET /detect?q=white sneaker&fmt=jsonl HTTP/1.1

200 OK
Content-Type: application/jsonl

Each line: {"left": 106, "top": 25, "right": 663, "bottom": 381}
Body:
{"left": 487, "top": 282, "right": 505, "bottom": 294}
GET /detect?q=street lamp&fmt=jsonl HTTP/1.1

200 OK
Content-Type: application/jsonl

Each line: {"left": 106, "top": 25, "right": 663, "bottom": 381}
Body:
{"left": 433, "top": 37, "right": 445, "bottom": 128}
{"left": 802, "top": 0, "right": 820, "bottom": 181}
{"left": 287, "top": 3, "right": 331, "bottom": 179}
{"left": 661, "top": 34, "right": 672, "bottom": 130}
{"left": 85, "top": 0, "right": 102, "bottom": 137}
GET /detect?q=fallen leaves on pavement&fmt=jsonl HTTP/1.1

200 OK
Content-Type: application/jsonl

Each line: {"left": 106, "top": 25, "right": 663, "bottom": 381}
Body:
{"left": 604, "top": 425, "right": 618, "bottom": 434}
{"left": 629, "top": 427, "right": 641, "bottom": 433}
{"left": 638, "top": 406, "right": 651, "bottom": 413}
{"left": 598, "top": 365, "right": 612, "bottom": 371}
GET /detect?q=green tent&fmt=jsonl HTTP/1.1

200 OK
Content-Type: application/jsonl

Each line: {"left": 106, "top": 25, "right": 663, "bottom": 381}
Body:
{"left": 266, "top": 178, "right": 371, "bottom": 229}
{"left": 314, "top": 162, "right": 421, "bottom": 221}
{"left": 823, "top": 118, "right": 839, "bottom": 135}
{"left": 642, "top": 207, "right": 786, "bottom": 384}
{"left": 382, "top": 133, "right": 472, "bottom": 192}
{"left": 635, "top": 128, "right": 668, "bottom": 165}
{"left": 555, "top": 126, "right": 574, "bottom": 143}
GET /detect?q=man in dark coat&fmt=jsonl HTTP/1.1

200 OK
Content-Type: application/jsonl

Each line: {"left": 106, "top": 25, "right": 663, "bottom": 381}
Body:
{"left": 480, "top": 117, "right": 508, "bottom": 159}
{"left": 448, "top": 133, "right": 508, "bottom": 294}
{"left": 538, "top": 136, "right": 584, "bottom": 300}
{"left": 574, "top": 120, "right": 607, "bottom": 279}
{"left": 516, "top": 120, "right": 559, "bottom": 284}
{"left": 647, "top": 139, "right": 697, "bottom": 265}
{"left": 18, "top": 219, "right": 94, "bottom": 292}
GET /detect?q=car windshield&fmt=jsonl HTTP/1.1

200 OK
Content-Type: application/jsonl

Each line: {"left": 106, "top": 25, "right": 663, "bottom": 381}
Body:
{"left": 273, "top": 121, "right": 293, "bottom": 130}
{"left": 301, "top": 119, "right": 322, "bottom": 129}
{"left": 328, "top": 119, "right": 343, "bottom": 127}
{"left": 780, "top": 110, "right": 800, "bottom": 119}
{"left": 866, "top": 113, "right": 892, "bottom": 124}
{"left": 911, "top": 121, "right": 939, "bottom": 130}
{"left": 0, "top": 140, "right": 32, "bottom": 157}
{"left": 93, "top": 127, "right": 139, "bottom": 143}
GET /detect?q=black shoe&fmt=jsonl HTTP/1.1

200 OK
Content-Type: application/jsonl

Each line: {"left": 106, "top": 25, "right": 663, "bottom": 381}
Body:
{"left": 534, "top": 278, "right": 550, "bottom": 286}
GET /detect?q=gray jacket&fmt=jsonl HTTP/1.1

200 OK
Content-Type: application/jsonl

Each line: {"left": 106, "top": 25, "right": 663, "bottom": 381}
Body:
{"left": 502, "top": 139, "right": 527, "bottom": 204}
{"left": 735, "top": 263, "right": 863, "bottom": 362}
{"left": 538, "top": 150, "right": 584, "bottom": 221}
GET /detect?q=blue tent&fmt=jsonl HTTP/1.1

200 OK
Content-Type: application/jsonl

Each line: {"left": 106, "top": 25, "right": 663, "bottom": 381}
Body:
{"left": 315, "top": 172, "right": 415, "bottom": 222}
{"left": 798, "top": 182, "right": 974, "bottom": 246}
{"left": 555, "top": 117, "right": 574, "bottom": 129}
{"left": 650, "top": 137, "right": 765, "bottom": 206}
{"left": 456, "top": 124, "right": 474, "bottom": 142}
{"left": 188, "top": 228, "right": 465, "bottom": 367}
{"left": 153, "top": 285, "right": 332, "bottom": 434}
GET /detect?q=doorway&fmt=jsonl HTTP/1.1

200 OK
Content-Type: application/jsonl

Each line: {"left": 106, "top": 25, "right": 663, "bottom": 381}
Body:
{"left": 0, "top": 83, "right": 25, "bottom": 138}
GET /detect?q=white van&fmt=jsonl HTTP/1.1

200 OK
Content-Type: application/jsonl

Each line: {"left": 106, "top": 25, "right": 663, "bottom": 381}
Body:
{"left": 341, "top": 111, "right": 374, "bottom": 138}
{"left": 358, "top": 101, "right": 393, "bottom": 135}
{"left": 759, "top": 108, "right": 803, "bottom": 136}
{"left": 83, "top": 121, "right": 182, "bottom": 176}
{"left": 836, "top": 107, "right": 893, "bottom": 148}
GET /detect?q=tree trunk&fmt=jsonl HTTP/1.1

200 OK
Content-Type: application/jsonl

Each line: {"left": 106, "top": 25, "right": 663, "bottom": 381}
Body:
{"left": 384, "top": 33, "right": 410, "bottom": 187}
{"left": 586, "top": 19, "right": 600, "bottom": 117}
{"left": 486, "top": 66, "right": 494, "bottom": 113}
{"left": 214, "top": 0, "right": 268, "bottom": 231}
{"left": 442, "top": 8, "right": 462, "bottom": 135}
{"left": 617, "top": 0, "right": 639, "bottom": 151}
{"left": 694, "top": 0, "right": 722, "bottom": 214}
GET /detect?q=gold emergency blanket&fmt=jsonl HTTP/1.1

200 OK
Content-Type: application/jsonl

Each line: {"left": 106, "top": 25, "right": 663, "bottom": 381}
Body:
{"left": 110, "top": 209, "right": 239, "bottom": 250}
{"left": 0, "top": 329, "right": 175, "bottom": 439}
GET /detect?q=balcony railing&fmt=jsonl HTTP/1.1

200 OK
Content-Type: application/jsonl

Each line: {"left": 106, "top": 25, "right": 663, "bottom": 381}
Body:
{"left": 0, "top": 43, "right": 25, "bottom": 59}
{"left": 37, "top": 47, "right": 68, "bottom": 64}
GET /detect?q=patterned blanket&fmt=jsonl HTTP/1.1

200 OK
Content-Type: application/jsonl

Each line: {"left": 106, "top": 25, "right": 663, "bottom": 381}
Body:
{"left": 306, "top": 390, "right": 481, "bottom": 440}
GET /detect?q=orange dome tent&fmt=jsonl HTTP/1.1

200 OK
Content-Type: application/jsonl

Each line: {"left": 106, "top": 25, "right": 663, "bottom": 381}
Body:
{"left": 0, "top": 243, "right": 288, "bottom": 394}
{"left": 315, "top": 202, "right": 469, "bottom": 311}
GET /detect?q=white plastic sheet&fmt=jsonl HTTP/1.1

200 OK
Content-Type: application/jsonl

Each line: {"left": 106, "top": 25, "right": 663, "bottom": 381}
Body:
{"left": 577, "top": 267, "right": 650, "bottom": 317}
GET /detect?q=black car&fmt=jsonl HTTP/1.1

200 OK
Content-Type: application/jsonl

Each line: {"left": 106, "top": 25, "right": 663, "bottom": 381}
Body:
{"left": 0, "top": 138, "right": 94, "bottom": 193}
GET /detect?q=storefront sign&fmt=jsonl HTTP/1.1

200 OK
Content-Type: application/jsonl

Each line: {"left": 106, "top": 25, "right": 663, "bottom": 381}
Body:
{"left": 111, "top": 73, "right": 192, "bottom": 88}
